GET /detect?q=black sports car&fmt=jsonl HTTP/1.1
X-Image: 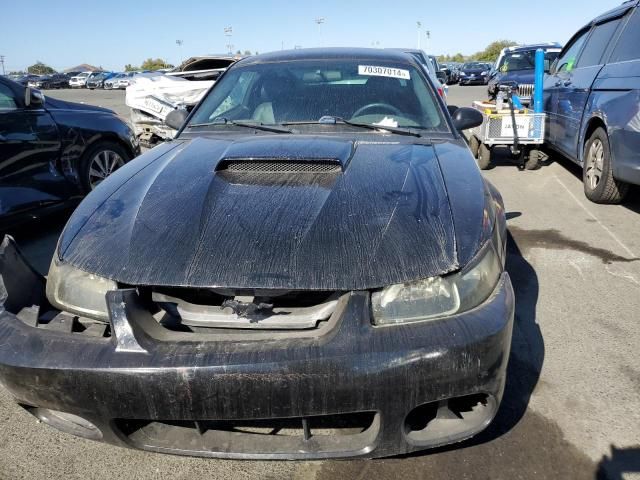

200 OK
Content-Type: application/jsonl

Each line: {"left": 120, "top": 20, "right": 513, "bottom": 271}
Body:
{"left": 0, "top": 76, "right": 140, "bottom": 230}
{"left": 0, "top": 48, "right": 514, "bottom": 459}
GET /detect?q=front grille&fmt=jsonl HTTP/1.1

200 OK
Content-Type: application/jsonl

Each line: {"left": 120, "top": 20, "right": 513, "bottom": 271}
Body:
{"left": 518, "top": 83, "right": 534, "bottom": 98}
{"left": 151, "top": 288, "right": 343, "bottom": 332}
{"left": 115, "top": 412, "right": 379, "bottom": 458}
{"left": 218, "top": 159, "right": 341, "bottom": 174}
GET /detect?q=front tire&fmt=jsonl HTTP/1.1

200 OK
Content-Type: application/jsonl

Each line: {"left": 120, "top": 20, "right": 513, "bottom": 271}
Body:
{"left": 477, "top": 143, "right": 492, "bottom": 170}
{"left": 583, "top": 127, "right": 628, "bottom": 204}
{"left": 525, "top": 149, "right": 543, "bottom": 170}
{"left": 79, "top": 141, "right": 130, "bottom": 192}
{"left": 469, "top": 135, "right": 480, "bottom": 158}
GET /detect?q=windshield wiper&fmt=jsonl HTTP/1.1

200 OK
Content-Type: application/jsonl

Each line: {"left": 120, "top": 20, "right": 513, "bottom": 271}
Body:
{"left": 187, "top": 118, "right": 293, "bottom": 134}
{"left": 284, "top": 116, "right": 422, "bottom": 137}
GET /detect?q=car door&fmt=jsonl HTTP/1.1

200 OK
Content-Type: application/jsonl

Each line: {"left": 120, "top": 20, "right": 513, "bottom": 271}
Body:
{"left": 0, "top": 79, "right": 63, "bottom": 220}
{"left": 544, "top": 29, "right": 589, "bottom": 148}
{"left": 553, "top": 17, "right": 624, "bottom": 159}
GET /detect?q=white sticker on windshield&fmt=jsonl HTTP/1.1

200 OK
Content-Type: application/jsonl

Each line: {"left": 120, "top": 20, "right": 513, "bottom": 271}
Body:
{"left": 358, "top": 65, "right": 410, "bottom": 80}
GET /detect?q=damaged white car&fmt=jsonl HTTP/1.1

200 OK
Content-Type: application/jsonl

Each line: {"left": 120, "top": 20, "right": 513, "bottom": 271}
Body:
{"left": 126, "top": 56, "right": 237, "bottom": 147}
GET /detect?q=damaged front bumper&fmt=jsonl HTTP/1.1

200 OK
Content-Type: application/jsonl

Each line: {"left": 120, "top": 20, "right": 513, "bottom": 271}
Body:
{"left": 0, "top": 236, "right": 514, "bottom": 459}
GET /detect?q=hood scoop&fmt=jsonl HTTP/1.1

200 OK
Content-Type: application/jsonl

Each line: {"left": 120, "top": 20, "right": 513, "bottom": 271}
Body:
{"left": 218, "top": 159, "right": 342, "bottom": 174}
{"left": 216, "top": 135, "right": 354, "bottom": 174}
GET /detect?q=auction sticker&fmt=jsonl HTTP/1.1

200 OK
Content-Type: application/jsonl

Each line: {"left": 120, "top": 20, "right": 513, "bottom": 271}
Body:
{"left": 358, "top": 65, "right": 410, "bottom": 80}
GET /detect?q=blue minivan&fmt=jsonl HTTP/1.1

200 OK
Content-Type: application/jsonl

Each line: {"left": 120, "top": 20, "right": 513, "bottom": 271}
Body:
{"left": 544, "top": 1, "right": 640, "bottom": 203}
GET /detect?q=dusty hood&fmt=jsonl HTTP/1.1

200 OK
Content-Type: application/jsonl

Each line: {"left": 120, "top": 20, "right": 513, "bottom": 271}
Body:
{"left": 60, "top": 135, "right": 461, "bottom": 290}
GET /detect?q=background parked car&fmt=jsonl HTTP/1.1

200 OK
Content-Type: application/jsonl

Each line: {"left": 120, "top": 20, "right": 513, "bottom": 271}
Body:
{"left": 86, "top": 72, "right": 116, "bottom": 89}
{"left": 69, "top": 72, "right": 91, "bottom": 88}
{"left": 15, "top": 74, "right": 41, "bottom": 86}
{"left": 487, "top": 44, "right": 562, "bottom": 104}
{"left": 27, "top": 73, "right": 70, "bottom": 89}
{"left": 0, "top": 76, "right": 140, "bottom": 228}
{"left": 103, "top": 73, "right": 125, "bottom": 89}
{"left": 388, "top": 48, "right": 448, "bottom": 100}
{"left": 113, "top": 72, "right": 137, "bottom": 89}
{"left": 458, "top": 62, "right": 492, "bottom": 85}
{"left": 543, "top": 1, "right": 640, "bottom": 204}
{"left": 440, "top": 63, "right": 460, "bottom": 84}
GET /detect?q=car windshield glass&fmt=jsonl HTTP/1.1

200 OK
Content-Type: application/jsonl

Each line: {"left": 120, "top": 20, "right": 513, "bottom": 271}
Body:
{"left": 462, "top": 62, "right": 486, "bottom": 70}
{"left": 187, "top": 59, "right": 447, "bottom": 132}
{"left": 498, "top": 50, "right": 560, "bottom": 72}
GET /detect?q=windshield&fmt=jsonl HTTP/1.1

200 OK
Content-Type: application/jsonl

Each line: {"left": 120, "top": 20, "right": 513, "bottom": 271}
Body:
{"left": 462, "top": 62, "right": 487, "bottom": 70}
{"left": 498, "top": 50, "right": 560, "bottom": 72}
{"left": 188, "top": 59, "right": 447, "bottom": 132}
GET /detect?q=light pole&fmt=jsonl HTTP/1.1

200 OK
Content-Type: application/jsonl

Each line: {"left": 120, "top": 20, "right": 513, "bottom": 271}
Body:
{"left": 224, "top": 26, "right": 233, "bottom": 55}
{"left": 175, "top": 40, "right": 183, "bottom": 65}
{"left": 416, "top": 21, "right": 422, "bottom": 50}
{"left": 315, "top": 17, "right": 325, "bottom": 46}
{"left": 0, "top": 56, "right": 5, "bottom": 75}
{"left": 425, "top": 30, "right": 431, "bottom": 52}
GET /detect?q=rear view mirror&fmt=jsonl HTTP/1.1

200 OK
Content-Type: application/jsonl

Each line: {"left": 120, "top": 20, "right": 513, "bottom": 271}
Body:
{"left": 24, "top": 87, "right": 44, "bottom": 108}
{"left": 165, "top": 109, "right": 189, "bottom": 131}
{"left": 451, "top": 107, "right": 483, "bottom": 131}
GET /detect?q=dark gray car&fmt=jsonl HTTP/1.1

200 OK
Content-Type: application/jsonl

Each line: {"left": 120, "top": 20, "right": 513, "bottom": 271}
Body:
{"left": 543, "top": 0, "right": 640, "bottom": 203}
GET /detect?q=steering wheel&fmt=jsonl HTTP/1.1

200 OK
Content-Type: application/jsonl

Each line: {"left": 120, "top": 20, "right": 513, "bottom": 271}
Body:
{"left": 352, "top": 103, "right": 402, "bottom": 118}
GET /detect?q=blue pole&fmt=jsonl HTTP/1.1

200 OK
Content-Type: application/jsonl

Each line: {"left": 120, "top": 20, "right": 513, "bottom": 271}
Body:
{"left": 533, "top": 48, "right": 544, "bottom": 113}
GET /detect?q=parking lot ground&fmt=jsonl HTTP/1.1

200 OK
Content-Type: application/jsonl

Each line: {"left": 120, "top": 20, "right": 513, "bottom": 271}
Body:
{"left": 1, "top": 86, "right": 639, "bottom": 480}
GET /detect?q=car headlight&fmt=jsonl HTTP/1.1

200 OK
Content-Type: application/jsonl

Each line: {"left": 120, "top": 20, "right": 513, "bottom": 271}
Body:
{"left": 371, "top": 229, "right": 502, "bottom": 325}
{"left": 459, "top": 72, "right": 466, "bottom": 76}
{"left": 481, "top": 71, "right": 488, "bottom": 75}
{"left": 46, "top": 257, "right": 117, "bottom": 321}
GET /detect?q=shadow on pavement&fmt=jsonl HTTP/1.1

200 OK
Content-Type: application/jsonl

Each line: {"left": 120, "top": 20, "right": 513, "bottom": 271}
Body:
{"left": 463, "top": 227, "right": 544, "bottom": 445}
{"left": 597, "top": 446, "right": 640, "bottom": 480}
{"left": 4, "top": 209, "right": 71, "bottom": 275}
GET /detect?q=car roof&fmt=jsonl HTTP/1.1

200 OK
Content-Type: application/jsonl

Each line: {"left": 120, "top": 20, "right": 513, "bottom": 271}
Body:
{"left": 592, "top": 0, "right": 638, "bottom": 24}
{"left": 240, "top": 47, "right": 418, "bottom": 66}
{"left": 507, "top": 43, "right": 562, "bottom": 53}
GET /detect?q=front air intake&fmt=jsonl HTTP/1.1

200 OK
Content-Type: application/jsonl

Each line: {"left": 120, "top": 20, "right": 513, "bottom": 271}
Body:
{"left": 217, "top": 159, "right": 342, "bottom": 174}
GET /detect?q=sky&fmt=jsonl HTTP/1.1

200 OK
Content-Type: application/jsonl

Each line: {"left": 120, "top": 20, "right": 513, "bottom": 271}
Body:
{"left": 0, "top": 0, "right": 624, "bottom": 72}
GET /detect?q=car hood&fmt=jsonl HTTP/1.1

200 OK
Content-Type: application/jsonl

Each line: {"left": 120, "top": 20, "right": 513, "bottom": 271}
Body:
{"left": 44, "top": 96, "right": 114, "bottom": 114}
{"left": 59, "top": 135, "right": 487, "bottom": 290}
{"left": 461, "top": 69, "right": 486, "bottom": 75}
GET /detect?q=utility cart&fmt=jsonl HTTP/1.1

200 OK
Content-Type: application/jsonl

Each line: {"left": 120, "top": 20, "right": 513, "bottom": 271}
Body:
{"left": 468, "top": 97, "right": 546, "bottom": 170}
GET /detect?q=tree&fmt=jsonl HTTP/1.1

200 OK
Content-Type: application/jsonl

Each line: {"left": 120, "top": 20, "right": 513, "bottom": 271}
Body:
{"left": 140, "top": 58, "right": 173, "bottom": 70}
{"left": 27, "top": 62, "right": 55, "bottom": 75}
{"left": 469, "top": 40, "right": 518, "bottom": 62}
{"left": 243, "top": 50, "right": 252, "bottom": 56}
{"left": 124, "top": 64, "right": 138, "bottom": 72}
{"left": 451, "top": 53, "right": 465, "bottom": 63}
{"left": 236, "top": 50, "right": 242, "bottom": 55}
{"left": 8, "top": 70, "right": 25, "bottom": 76}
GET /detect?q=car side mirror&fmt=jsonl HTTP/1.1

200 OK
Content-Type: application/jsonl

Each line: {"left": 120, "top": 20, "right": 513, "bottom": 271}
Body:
{"left": 165, "top": 109, "right": 189, "bottom": 130}
{"left": 24, "top": 87, "right": 44, "bottom": 108}
{"left": 452, "top": 107, "right": 483, "bottom": 131}
{"left": 549, "top": 58, "right": 558, "bottom": 75}
{"left": 436, "top": 71, "right": 447, "bottom": 83}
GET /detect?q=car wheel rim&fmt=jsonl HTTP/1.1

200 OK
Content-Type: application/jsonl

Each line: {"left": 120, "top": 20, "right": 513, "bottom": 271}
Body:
{"left": 88, "top": 150, "right": 124, "bottom": 189}
{"left": 585, "top": 139, "right": 604, "bottom": 190}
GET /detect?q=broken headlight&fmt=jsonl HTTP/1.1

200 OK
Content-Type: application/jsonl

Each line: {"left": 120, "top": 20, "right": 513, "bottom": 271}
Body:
{"left": 46, "top": 257, "right": 117, "bottom": 321}
{"left": 371, "top": 230, "right": 502, "bottom": 325}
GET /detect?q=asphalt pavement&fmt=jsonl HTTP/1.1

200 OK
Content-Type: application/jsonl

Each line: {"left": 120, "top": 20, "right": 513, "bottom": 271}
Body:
{"left": 1, "top": 86, "right": 638, "bottom": 480}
